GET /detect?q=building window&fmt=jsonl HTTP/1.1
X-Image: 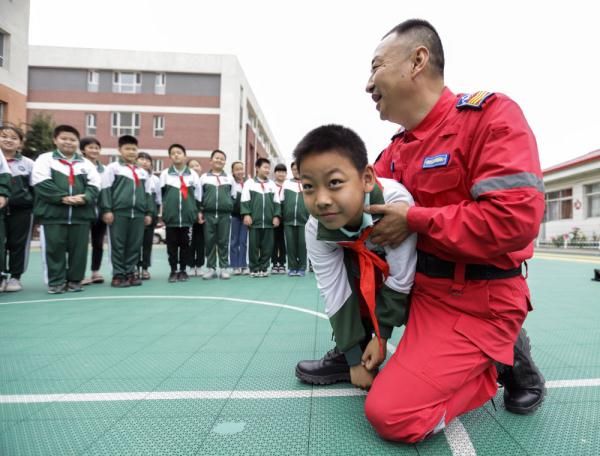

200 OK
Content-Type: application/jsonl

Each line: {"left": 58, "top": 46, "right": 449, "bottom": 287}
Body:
{"left": 112, "top": 72, "right": 142, "bottom": 94}
{"left": 110, "top": 155, "right": 120, "bottom": 163}
{"left": 155, "top": 73, "right": 166, "bottom": 95}
{"left": 85, "top": 113, "right": 97, "bottom": 136}
{"left": 585, "top": 183, "right": 600, "bottom": 218}
{"left": 153, "top": 116, "right": 165, "bottom": 137}
{"left": 111, "top": 112, "right": 140, "bottom": 136}
{"left": 153, "top": 159, "right": 163, "bottom": 173}
{"left": 0, "top": 32, "right": 6, "bottom": 68}
{"left": 0, "top": 102, "right": 5, "bottom": 124}
{"left": 544, "top": 188, "right": 573, "bottom": 221}
{"left": 87, "top": 70, "right": 99, "bottom": 92}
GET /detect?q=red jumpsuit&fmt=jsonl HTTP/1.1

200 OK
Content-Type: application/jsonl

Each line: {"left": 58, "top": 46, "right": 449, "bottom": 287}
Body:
{"left": 365, "top": 88, "right": 545, "bottom": 443}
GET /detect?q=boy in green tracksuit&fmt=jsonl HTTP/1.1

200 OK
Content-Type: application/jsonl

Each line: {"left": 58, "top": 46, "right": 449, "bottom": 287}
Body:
{"left": 281, "top": 161, "right": 309, "bottom": 277}
{"left": 0, "top": 137, "right": 12, "bottom": 292}
{"left": 241, "top": 157, "right": 281, "bottom": 277}
{"left": 199, "top": 149, "right": 235, "bottom": 280}
{"left": 100, "top": 135, "right": 153, "bottom": 288}
{"left": 160, "top": 144, "right": 202, "bottom": 283}
{"left": 137, "top": 152, "right": 162, "bottom": 280}
{"left": 31, "top": 125, "right": 102, "bottom": 294}
{"left": 1, "top": 125, "right": 34, "bottom": 292}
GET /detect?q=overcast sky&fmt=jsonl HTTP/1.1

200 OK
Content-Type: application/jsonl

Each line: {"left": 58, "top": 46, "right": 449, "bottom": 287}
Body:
{"left": 29, "top": 0, "right": 599, "bottom": 169}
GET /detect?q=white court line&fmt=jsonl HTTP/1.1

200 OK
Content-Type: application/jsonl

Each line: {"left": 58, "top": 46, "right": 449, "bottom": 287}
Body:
{"left": 534, "top": 253, "right": 600, "bottom": 264}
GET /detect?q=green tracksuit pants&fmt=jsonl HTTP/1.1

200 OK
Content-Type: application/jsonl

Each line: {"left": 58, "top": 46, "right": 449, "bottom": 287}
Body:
{"left": 139, "top": 219, "right": 157, "bottom": 269}
{"left": 0, "top": 212, "right": 5, "bottom": 278}
{"left": 203, "top": 212, "right": 230, "bottom": 269}
{"left": 248, "top": 227, "right": 273, "bottom": 272}
{"left": 41, "top": 224, "right": 89, "bottom": 286}
{"left": 3, "top": 209, "right": 33, "bottom": 278}
{"left": 284, "top": 224, "right": 307, "bottom": 271}
{"left": 109, "top": 215, "right": 145, "bottom": 276}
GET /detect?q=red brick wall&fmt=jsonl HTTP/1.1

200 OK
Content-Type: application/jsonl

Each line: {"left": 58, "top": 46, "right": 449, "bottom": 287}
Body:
{"left": 0, "top": 84, "right": 27, "bottom": 127}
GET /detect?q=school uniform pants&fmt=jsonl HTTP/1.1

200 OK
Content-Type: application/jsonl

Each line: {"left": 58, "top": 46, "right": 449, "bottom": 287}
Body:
{"left": 203, "top": 212, "right": 230, "bottom": 270}
{"left": 109, "top": 215, "right": 145, "bottom": 276}
{"left": 248, "top": 227, "right": 273, "bottom": 272}
{"left": 271, "top": 224, "right": 286, "bottom": 267}
{"left": 139, "top": 219, "right": 157, "bottom": 269}
{"left": 3, "top": 209, "right": 33, "bottom": 278}
{"left": 284, "top": 224, "right": 306, "bottom": 271}
{"left": 166, "top": 226, "right": 191, "bottom": 272}
{"left": 364, "top": 273, "right": 528, "bottom": 443}
{"left": 229, "top": 216, "right": 247, "bottom": 268}
{"left": 90, "top": 217, "right": 107, "bottom": 272}
{"left": 188, "top": 222, "right": 205, "bottom": 268}
{"left": 41, "top": 224, "right": 89, "bottom": 286}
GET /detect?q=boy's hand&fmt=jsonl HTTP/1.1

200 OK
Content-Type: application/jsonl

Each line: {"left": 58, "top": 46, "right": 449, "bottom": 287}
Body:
{"left": 102, "top": 212, "right": 114, "bottom": 225}
{"left": 71, "top": 195, "right": 86, "bottom": 205}
{"left": 350, "top": 364, "right": 375, "bottom": 390}
{"left": 144, "top": 215, "right": 152, "bottom": 226}
{"left": 0, "top": 196, "right": 6, "bottom": 209}
{"left": 273, "top": 217, "right": 280, "bottom": 227}
{"left": 362, "top": 337, "right": 387, "bottom": 371}
{"left": 243, "top": 215, "right": 252, "bottom": 226}
{"left": 198, "top": 213, "right": 205, "bottom": 224}
{"left": 61, "top": 196, "right": 74, "bottom": 205}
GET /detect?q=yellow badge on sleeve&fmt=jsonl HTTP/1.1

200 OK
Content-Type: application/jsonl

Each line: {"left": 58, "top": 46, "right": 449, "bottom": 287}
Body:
{"left": 456, "top": 91, "right": 494, "bottom": 109}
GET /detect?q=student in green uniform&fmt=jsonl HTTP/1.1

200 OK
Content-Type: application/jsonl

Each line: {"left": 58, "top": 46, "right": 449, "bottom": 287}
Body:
{"left": 199, "top": 149, "right": 235, "bottom": 280}
{"left": 137, "top": 152, "right": 161, "bottom": 280}
{"left": 187, "top": 158, "right": 205, "bottom": 275}
{"left": 31, "top": 125, "right": 102, "bottom": 294}
{"left": 281, "top": 161, "right": 309, "bottom": 277}
{"left": 240, "top": 157, "right": 281, "bottom": 277}
{"left": 80, "top": 137, "right": 106, "bottom": 285}
{"left": 0, "top": 125, "right": 34, "bottom": 292}
{"left": 0, "top": 129, "right": 12, "bottom": 292}
{"left": 100, "top": 135, "right": 153, "bottom": 288}
{"left": 271, "top": 163, "right": 287, "bottom": 274}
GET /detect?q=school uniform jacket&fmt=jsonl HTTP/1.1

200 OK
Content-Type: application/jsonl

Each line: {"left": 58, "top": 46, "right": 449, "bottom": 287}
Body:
{"left": 6, "top": 153, "right": 34, "bottom": 210}
{"left": 280, "top": 178, "right": 308, "bottom": 226}
{"left": 306, "top": 178, "right": 417, "bottom": 366}
{"left": 31, "top": 151, "right": 101, "bottom": 225}
{"left": 99, "top": 160, "right": 154, "bottom": 218}
{"left": 160, "top": 166, "right": 202, "bottom": 228}
{"left": 0, "top": 153, "right": 12, "bottom": 217}
{"left": 199, "top": 171, "right": 235, "bottom": 214}
{"left": 240, "top": 177, "right": 281, "bottom": 228}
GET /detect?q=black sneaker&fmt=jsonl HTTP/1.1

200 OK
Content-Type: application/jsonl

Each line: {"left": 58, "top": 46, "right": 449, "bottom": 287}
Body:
{"left": 48, "top": 283, "right": 66, "bottom": 294}
{"left": 67, "top": 281, "right": 83, "bottom": 292}
{"left": 168, "top": 272, "right": 178, "bottom": 283}
{"left": 128, "top": 273, "right": 142, "bottom": 287}
{"left": 111, "top": 275, "right": 130, "bottom": 288}
{"left": 295, "top": 347, "right": 351, "bottom": 385}
{"left": 177, "top": 271, "right": 189, "bottom": 282}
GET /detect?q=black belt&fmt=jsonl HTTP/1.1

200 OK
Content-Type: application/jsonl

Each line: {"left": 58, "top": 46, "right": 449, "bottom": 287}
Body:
{"left": 416, "top": 250, "right": 522, "bottom": 280}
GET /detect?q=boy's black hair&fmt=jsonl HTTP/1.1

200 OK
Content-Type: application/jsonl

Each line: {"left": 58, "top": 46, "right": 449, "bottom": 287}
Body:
{"left": 79, "top": 137, "right": 101, "bottom": 151}
{"left": 231, "top": 160, "right": 243, "bottom": 171}
{"left": 0, "top": 124, "right": 25, "bottom": 141}
{"left": 53, "top": 125, "right": 80, "bottom": 140}
{"left": 118, "top": 135, "right": 138, "bottom": 148}
{"left": 290, "top": 161, "right": 297, "bottom": 168}
{"left": 168, "top": 143, "right": 186, "bottom": 155}
{"left": 293, "top": 124, "right": 367, "bottom": 172}
{"left": 137, "top": 151, "right": 153, "bottom": 164}
{"left": 211, "top": 149, "right": 226, "bottom": 159}
{"left": 274, "top": 163, "right": 287, "bottom": 172}
{"left": 255, "top": 157, "right": 270, "bottom": 168}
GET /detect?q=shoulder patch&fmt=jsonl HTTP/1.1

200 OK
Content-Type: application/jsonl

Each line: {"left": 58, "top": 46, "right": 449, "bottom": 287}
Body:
{"left": 456, "top": 91, "right": 494, "bottom": 110}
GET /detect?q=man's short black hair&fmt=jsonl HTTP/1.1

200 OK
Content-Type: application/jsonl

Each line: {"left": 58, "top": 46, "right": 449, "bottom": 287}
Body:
{"left": 384, "top": 19, "right": 444, "bottom": 77}
{"left": 80, "top": 137, "right": 101, "bottom": 151}
{"left": 274, "top": 163, "right": 287, "bottom": 172}
{"left": 255, "top": 157, "right": 270, "bottom": 168}
{"left": 53, "top": 125, "right": 80, "bottom": 140}
{"left": 118, "top": 135, "right": 138, "bottom": 148}
{"left": 293, "top": 124, "right": 367, "bottom": 172}
{"left": 211, "top": 149, "right": 226, "bottom": 159}
{"left": 168, "top": 143, "right": 186, "bottom": 155}
{"left": 137, "top": 151, "right": 153, "bottom": 163}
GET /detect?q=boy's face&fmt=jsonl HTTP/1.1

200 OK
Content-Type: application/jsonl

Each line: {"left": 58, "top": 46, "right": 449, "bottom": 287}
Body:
{"left": 274, "top": 170, "right": 287, "bottom": 184}
{"left": 256, "top": 162, "right": 270, "bottom": 180}
{"left": 300, "top": 150, "right": 374, "bottom": 230}
{"left": 137, "top": 156, "right": 152, "bottom": 171}
{"left": 232, "top": 163, "right": 244, "bottom": 181}
{"left": 291, "top": 164, "right": 300, "bottom": 180}
{"left": 83, "top": 143, "right": 101, "bottom": 161}
{"left": 54, "top": 132, "right": 79, "bottom": 156}
{"left": 188, "top": 160, "right": 202, "bottom": 175}
{"left": 210, "top": 152, "right": 226, "bottom": 172}
{"left": 0, "top": 128, "right": 22, "bottom": 154}
{"left": 169, "top": 147, "right": 186, "bottom": 166}
{"left": 119, "top": 144, "right": 138, "bottom": 164}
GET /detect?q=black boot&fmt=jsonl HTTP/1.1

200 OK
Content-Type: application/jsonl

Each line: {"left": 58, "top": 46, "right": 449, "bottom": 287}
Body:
{"left": 295, "top": 347, "right": 351, "bottom": 385}
{"left": 497, "top": 328, "right": 546, "bottom": 414}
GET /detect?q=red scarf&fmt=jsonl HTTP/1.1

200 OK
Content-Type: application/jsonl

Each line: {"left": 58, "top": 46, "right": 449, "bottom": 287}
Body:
{"left": 179, "top": 175, "right": 188, "bottom": 200}
{"left": 59, "top": 159, "right": 75, "bottom": 186}
{"left": 127, "top": 165, "right": 140, "bottom": 187}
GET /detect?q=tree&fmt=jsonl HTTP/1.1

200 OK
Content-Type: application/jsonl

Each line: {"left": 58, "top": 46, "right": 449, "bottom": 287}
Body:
{"left": 22, "top": 113, "right": 55, "bottom": 159}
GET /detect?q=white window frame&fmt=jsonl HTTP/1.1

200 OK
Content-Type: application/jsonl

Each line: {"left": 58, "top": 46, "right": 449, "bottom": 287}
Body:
{"left": 111, "top": 112, "right": 140, "bottom": 136}
{"left": 112, "top": 71, "right": 142, "bottom": 94}
{"left": 155, "top": 73, "right": 166, "bottom": 95}
{"left": 85, "top": 113, "right": 97, "bottom": 136}
{"left": 87, "top": 70, "right": 99, "bottom": 92}
{"left": 544, "top": 188, "right": 573, "bottom": 222}
{"left": 153, "top": 159, "right": 163, "bottom": 173}
{"left": 153, "top": 115, "right": 165, "bottom": 138}
{"left": 584, "top": 182, "right": 600, "bottom": 218}
{"left": 0, "top": 31, "right": 6, "bottom": 68}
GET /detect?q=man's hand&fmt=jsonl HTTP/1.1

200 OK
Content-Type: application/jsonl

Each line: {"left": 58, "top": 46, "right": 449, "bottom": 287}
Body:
{"left": 243, "top": 215, "right": 252, "bottom": 226}
{"left": 102, "top": 212, "right": 114, "bottom": 225}
{"left": 144, "top": 215, "right": 152, "bottom": 226}
{"left": 273, "top": 217, "right": 280, "bottom": 228}
{"left": 350, "top": 364, "right": 375, "bottom": 390}
{"left": 361, "top": 337, "right": 387, "bottom": 371}
{"left": 365, "top": 202, "right": 410, "bottom": 248}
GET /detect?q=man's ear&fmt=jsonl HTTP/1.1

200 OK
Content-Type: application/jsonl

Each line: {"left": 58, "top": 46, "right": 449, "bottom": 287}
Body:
{"left": 363, "top": 165, "right": 376, "bottom": 192}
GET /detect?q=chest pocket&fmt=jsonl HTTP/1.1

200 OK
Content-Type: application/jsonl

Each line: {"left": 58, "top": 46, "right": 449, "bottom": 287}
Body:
{"left": 413, "top": 166, "right": 464, "bottom": 207}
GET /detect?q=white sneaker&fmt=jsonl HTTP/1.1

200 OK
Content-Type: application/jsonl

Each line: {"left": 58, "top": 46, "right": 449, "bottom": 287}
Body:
{"left": 0, "top": 277, "right": 6, "bottom": 292}
{"left": 242, "top": 268, "right": 250, "bottom": 275}
{"left": 233, "top": 268, "right": 242, "bottom": 275}
{"left": 202, "top": 268, "right": 216, "bottom": 280}
{"left": 250, "top": 272, "right": 259, "bottom": 278}
{"left": 4, "top": 278, "right": 22, "bottom": 292}
{"left": 220, "top": 270, "right": 231, "bottom": 280}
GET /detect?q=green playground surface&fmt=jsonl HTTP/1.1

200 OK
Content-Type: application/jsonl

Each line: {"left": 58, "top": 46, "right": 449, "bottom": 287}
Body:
{"left": 1, "top": 247, "right": 599, "bottom": 455}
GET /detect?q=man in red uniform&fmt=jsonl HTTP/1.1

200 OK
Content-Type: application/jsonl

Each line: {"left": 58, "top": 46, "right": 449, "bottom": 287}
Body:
{"left": 362, "top": 19, "right": 546, "bottom": 442}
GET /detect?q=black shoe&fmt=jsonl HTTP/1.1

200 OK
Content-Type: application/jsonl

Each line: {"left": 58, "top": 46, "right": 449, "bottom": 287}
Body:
{"left": 295, "top": 347, "right": 351, "bottom": 385}
{"left": 128, "top": 273, "right": 142, "bottom": 287}
{"left": 177, "top": 271, "right": 189, "bottom": 282}
{"left": 111, "top": 275, "right": 130, "bottom": 288}
{"left": 67, "top": 281, "right": 83, "bottom": 292}
{"left": 168, "top": 272, "right": 178, "bottom": 283}
{"left": 497, "top": 328, "right": 546, "bottom": 414}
